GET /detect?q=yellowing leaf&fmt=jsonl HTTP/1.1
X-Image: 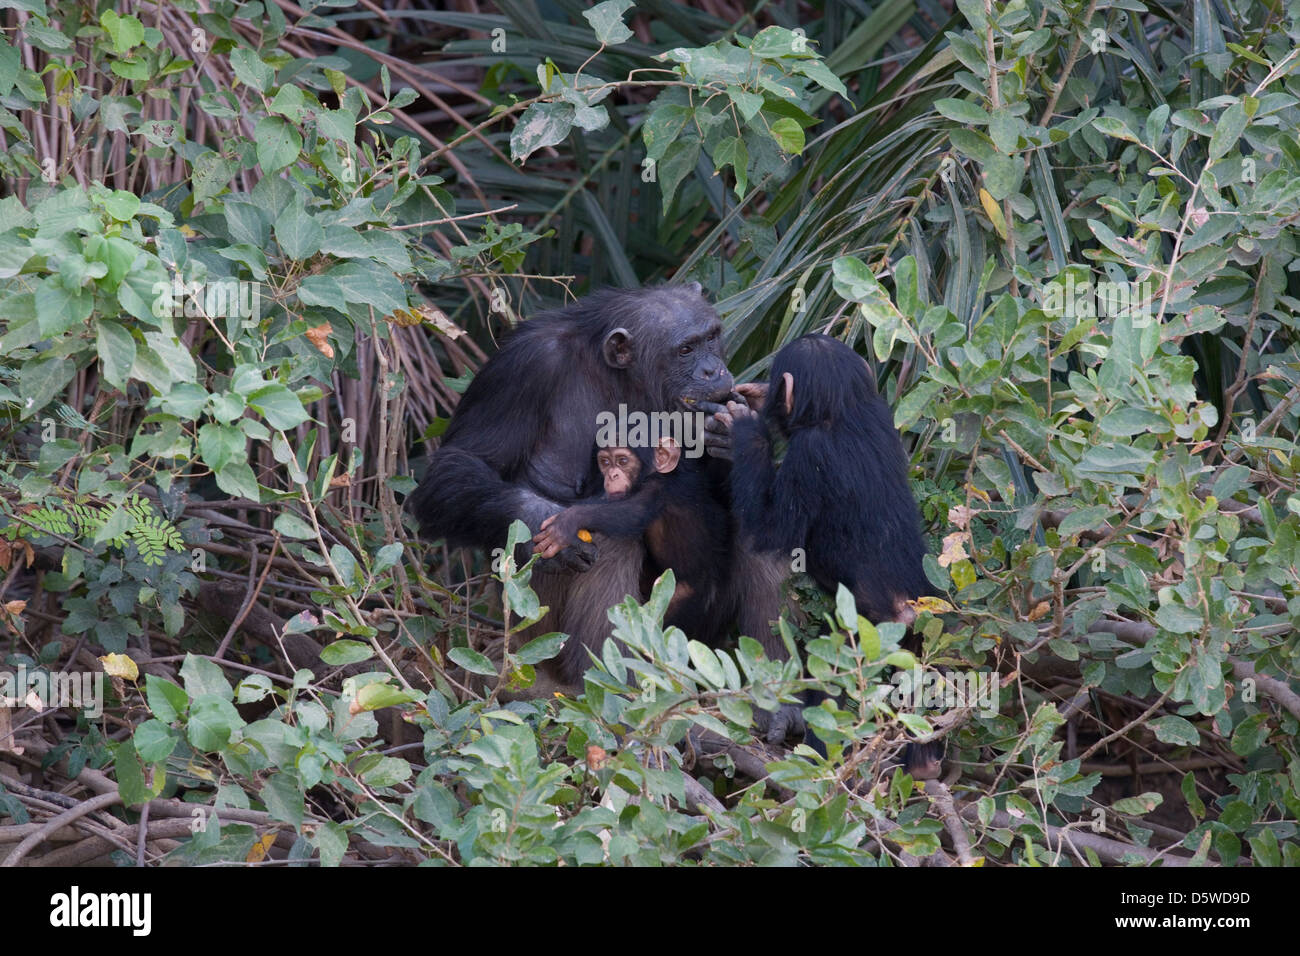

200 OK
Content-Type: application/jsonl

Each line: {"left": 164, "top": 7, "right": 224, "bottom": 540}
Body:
{"left": 246, "top": 832, "right": 277, "bottom": 863}
{"left": 938, "top": 531, "right": 969, "bottom": 568}
{"left": 979, "top": 187, "right": 1007, "bottom": 239}
{"left": 99, "top": 653, "right": 139, "bottom": 681}
{"left": 912, "top": 595, "right": 955, "bottom": 614}
{"left": 304, "top": 323, "right": 334, "bottom": 359}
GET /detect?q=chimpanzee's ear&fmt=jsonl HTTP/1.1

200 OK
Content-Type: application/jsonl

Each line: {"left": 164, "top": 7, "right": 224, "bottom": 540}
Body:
{"left": 603, "top": 328, "right": 633, "bottom": 368}
{"left": 684, "top": 281, "right": 703, "bottom": 297}
{"left": 653, "top": 437, "right": 681, "bottom": 474}
{"left": 781, "top": 372, "right": 794, "bottom": 416}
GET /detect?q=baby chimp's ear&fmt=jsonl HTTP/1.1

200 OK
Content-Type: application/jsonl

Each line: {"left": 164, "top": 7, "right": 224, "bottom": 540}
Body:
{"left": 654, "top": 437, "right": 681, "bottom": 474}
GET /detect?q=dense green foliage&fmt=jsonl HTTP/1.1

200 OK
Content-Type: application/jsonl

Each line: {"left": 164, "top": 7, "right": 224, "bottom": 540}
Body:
{"left": 0, "top": 0, "right": 1298, "bottom": 866}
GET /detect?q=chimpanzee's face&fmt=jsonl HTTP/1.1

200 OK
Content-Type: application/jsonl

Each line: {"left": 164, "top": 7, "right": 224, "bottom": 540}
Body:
{"left": 655, "top": 287, "right": 733, "bottom": 407}
{"left": 667, "top": 319, "right": 732, "bottom": 406}
{"left": 604, "top": 285, "right": 735, "bottom": 409}
{"left": 598, "top": 448, "right": 640, "bottom": 499}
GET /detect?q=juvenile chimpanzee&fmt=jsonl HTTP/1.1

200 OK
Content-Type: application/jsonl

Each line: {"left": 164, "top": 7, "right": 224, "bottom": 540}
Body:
{"left": 709, "top": 334, "right": 942, "bottom": 777}
{"left": 407, "top": 285, "right": 746, "bottom": 691}
{"left": 532, "top": 439, "right": 731, "bottom": 644}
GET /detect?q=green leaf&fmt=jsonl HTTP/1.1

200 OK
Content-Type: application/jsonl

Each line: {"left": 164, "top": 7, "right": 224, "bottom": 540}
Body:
{"left": 1096, "top": 407, "right": 1168, "bottom": 436}
{"left": 269, "top": 84, "right": 305, "bottom": 121}
{"left": 186, "top": 695, "right": 244, "bottom": 751}
{"left": 145, "top": 675, "right": 189, "bottom": 723}
{"left": 516, "top": 632, "right": 566, "bottom": 665}
{"left": 988, "top": 112, "right": 1021, "bottom": 153}
{"left": 113, "top": 738, "right": 165, "bottom": 807}
{"left": 726, "top": 86, "right": 763, "bottom": 122}
{"left": 230, "top": 48, "right": 274, "bottom": 93}
{"left": 1154, "top": 603, "right": 1203, "bottom": 634}
{"left": 134, "top": 719, "right": 178, "bottom": 763}
{"left": 103, "top": 189, "right": 140, "bottom": 222}
{"left": 511, "top": 101, "right": 574, "bottom": 164}
{"left": 982, "top": 153, "right": 1023, "bottom": 201}
{"left": 448, "top": 646, "right": 497, "bottom": 677}
{"left": 657, "top": 139, "right": 700, "bottom": 213}
{"left": 214, "top": 461, "right": 261, "bottom": 499}
{"left": 95, "top": 320, "right": 136, "bottom": 391}
{"left": 935, "top": 98, "right": 990, "bottom": 125}
{"left": 100, "top": 9, "right": 144, "bottom": 55}
{"left": 180, "top": 653, "right": 234, "bottom": 700}
{"left": 272, "top": 512, "right": 316, "bottom": 539}
{"left": 261, "top": 774, "right": 306, "bottom": 830}
{"left": 1150, "top": 715, "right": 1200, "bottom": 746}
{"left": 275, "top": 198, "right": 324, "bottom": 260}
{"left": 355, "top": 682, "right": 422, "bottom": 710}
{"left": 373, "top": 543, "right": 403, "bottom": 573}
{"left": 583, "top": 0, "right": 634, "bottom": 45}
{"left": 0, "top": 40, "right": 19, "bottom": 97}
{"left": 1057, "top": 506, "right": 1112, "bottom": 538}
{"left": 643, "top": 103, "right": 693, "bottom": 162}
{"left": 361, "top": 756, "right": 412, "bottom": 787}
{"left": 311, "top": 822, "right": 348, "bottom": 867}
{"left": 688, "top": 640, "right": 726, "bottom": 688}
{"left": 769, "top": 117, "right": 805, "bottom": 154}
{"left": 834, "top": 584, "right": 857, "bottom": 630}
{"left": 247, "top": 383, "right": 310, "bottom": 430}
{"left": 320, "top": 639, "right": 374, "bottom": 666}
{"left": 1112, "top": 792, "right": 1162, "bottom": 815}
{"left": 316, "top": 108, "right": 355, "bottom": 143}
{"left": 254, "top": 116, "right": 301, "bottom": 172}
{"left": 712, "top": 135, "right": 749, "bottom": 196}
{"left": 1207, "top": 102, "right": 1247, "bottom": 163}
{"left": 198, "top": 422, "right": 245, "bottom": 471}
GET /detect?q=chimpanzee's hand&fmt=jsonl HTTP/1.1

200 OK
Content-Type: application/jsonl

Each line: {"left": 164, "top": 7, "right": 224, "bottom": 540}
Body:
{"left": 531, "top": 509, "right": 597, "bottom": 573}
{"left": 700, "top": 400, "right": 736, "bottom": 460}
{"left": 534, "top": 539, "right": 597, "bottom": 573}
{"left": 533, "top": 509, "right": 583, "bottom": 558}
{"left": 734, "top": 382, "right": 769, "bottom": 412}
{"left": 754, "top": 702, "right": 807, "bottom": 746}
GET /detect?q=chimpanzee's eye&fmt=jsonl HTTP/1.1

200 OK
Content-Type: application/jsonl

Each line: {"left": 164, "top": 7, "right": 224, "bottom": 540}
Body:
{"left": 678, "top": 345, "right": 692, "bottom": 356}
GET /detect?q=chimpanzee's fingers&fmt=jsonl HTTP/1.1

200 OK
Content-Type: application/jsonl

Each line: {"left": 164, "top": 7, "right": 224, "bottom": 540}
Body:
{"left": 706, "top": 410, "right": 733, "bottom": 430}
{"left": 702, "top": 427, "right": 733, "bottom": 460}
{"left": 765, "top": 708, "right": 791, "bottom": 745}
{"left": 734, "top": 382, "right": 768, "bottom": 411}
{"left": 694, "top": 400, "right": 729, "bottom": 418}
{"left": 763, "top": 703, "right": 806, "bottom": 745}
{"left": 703, "top": 444, "right": 732, "bottom": 461}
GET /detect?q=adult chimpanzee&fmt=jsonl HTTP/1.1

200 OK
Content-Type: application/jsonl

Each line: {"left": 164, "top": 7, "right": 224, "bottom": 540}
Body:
{"left": 531, "top": 439, "right": 732, "bottom": 644}
{"left": 705, "top": 333, "right": 942, "bottom": 777}
{"left": 408, "top": 285, "right": 760, "bottom": 692}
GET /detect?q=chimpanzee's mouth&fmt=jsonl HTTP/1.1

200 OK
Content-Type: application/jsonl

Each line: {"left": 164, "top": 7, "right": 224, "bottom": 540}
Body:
{"left": 680, "top": 383, "right": 735, "bottom": 407}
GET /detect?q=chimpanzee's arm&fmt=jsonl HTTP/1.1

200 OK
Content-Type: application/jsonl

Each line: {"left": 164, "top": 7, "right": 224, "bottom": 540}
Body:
{"left": 729, "top": 415, "right": 818, "bottom": 554}
{"left": 409, "top": 327, "right": 599, "bottom": 567}
{"left": 532, "top": 482, "right": 667, "bottom": 557}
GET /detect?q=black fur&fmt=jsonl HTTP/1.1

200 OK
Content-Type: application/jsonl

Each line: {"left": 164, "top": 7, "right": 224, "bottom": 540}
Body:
{"left": 729, "top": 334, "right": 932, "bottom": 617}
{"left": 549, "top": 447, "right": 733, "bottom": 646}
{"left": 727, "top": 334, "right": 940, "bottom": 774}
{"left": 407, "top": 285, "right": 735, "bottom": 688}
